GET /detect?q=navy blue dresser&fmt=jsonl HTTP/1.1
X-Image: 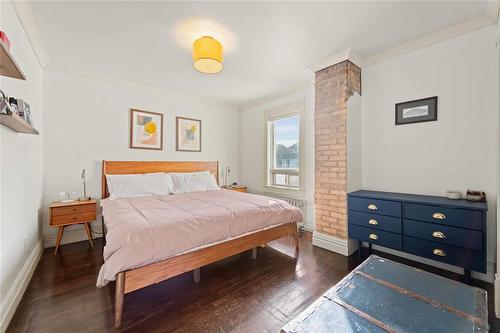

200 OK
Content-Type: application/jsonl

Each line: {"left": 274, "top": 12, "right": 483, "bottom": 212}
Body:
{"left": 348, "top": 190, "right": 488, "bottom": 283}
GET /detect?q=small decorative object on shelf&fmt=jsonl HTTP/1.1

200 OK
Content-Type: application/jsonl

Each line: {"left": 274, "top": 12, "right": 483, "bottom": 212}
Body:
{"left": 0, "top": 90, "right": 38, "bottom": 134}
{"left": 0, "top": 31, "right": 10, "bottom": 50}
{"left": 466, "top": 190, "right": 486, "bottom": 202}
{"left": 0, "top": 90, "right": 11, "bottom": 115}
{"left": 0, "top": 38, "right": 25, "bottom": 80}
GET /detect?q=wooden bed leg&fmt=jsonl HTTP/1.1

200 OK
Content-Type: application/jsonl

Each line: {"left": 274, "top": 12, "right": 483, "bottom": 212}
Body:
{"left": 252, "top": 247, "right": 257, "bottom": 260}
{"left": 293, "top": 222, "right": 299, "bottom": 259}
{"left": 193, "top": 268, "right": 200, "bottom": 283}
{"left": 115, "top": 272, "right": 125, "bottom": 328}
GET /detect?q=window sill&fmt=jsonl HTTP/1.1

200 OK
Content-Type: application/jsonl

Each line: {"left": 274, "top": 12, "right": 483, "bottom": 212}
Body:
{"left": 263, "top": 185, "right": 306, "bottom": 198}
{"left": 264, "top": 185, "right": 300, "bottom": 191}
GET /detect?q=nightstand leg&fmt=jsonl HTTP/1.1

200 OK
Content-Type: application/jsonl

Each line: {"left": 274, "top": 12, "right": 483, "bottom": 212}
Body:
{"left": 83, "top": 223, "right": 94, "bottom": 247}
{"left": 54, "top": 226, "right": 64, "bottom": 255}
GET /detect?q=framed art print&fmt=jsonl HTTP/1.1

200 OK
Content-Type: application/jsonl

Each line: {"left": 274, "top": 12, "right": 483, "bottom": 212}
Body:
{"left": 395, "top": 96, "right": 438, "bottom": 125}
{"left": 176, "top": 116, "right": 201, "bottom": 152}
{"left": 129, "top": 109, "right": 163, "bottom": 150}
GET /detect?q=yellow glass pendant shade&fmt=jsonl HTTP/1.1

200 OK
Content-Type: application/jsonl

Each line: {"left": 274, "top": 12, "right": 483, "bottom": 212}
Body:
{"left": 193, "top": 36, "right": 223, "bottom": 74}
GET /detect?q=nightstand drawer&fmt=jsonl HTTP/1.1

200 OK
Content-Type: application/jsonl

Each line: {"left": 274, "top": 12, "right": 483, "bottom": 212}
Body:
{"left": 404, "top": 220, "right": 482, "bottom": 251}
{"left": 348, "top": 197, "right": 401, "bottom": 217}
{"left": 349, "top": 225, "right": 402, "bottom": 250}
{"left": 403, "top": 236, "right": 484, "bottom": 272}
{"left": 404, "top": 203, "right": 483, "bottom": 230}
{"left": 52, "top": 204, "right": 95, "bottom": 216}
{"left": 349, "top": 210, "right": 401, "bottom": 233}
{"left": 51, "top": 211, "right": 96, "bottom": 226}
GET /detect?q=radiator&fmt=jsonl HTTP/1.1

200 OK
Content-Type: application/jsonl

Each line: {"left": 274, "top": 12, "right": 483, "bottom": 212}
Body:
{"left": 262, "top": 192, "right": 306, "bottom": 228}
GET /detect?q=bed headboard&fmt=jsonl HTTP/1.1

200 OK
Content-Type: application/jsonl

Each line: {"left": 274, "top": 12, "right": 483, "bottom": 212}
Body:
{"left": 101, "top": 160, "right": 219, "bottom": 199}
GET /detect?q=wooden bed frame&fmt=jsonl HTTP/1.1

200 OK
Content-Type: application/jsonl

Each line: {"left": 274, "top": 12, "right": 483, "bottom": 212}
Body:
{"left": 101, "top": 160, "right": 300, "bottom": 328}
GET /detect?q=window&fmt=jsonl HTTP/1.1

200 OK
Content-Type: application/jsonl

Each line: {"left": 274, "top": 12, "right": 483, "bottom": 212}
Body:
{"left": 268, "top": 114, "right": 300, "bottom": 189}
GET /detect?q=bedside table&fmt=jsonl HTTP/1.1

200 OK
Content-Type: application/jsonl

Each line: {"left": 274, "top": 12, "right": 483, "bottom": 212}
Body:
{"left": 226, "top": 186, "right": 247, "bottom": 193}
{"left": 49, "top": 199, "right": 97, "bottom": 254}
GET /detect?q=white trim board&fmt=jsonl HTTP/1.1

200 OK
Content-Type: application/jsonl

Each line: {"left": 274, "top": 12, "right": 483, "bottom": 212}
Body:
{"left": 0, "top": 239, "right": 43, "bottom": 333}
{"left": 312, "top": 231, "right": 357, "bottom": 256}
{"left": 44, "top": 222, "right": 103, "bottom": 248}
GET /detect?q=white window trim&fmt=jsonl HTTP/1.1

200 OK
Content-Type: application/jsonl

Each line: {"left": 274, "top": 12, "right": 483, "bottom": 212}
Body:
{"left": 265, "top": 99, "right": 306, "bottom": 193}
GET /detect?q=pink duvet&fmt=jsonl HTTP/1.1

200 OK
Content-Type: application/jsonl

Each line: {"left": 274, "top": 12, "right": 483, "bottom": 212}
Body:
{"left": 97, "top": 189, "right": 303, "bottom": 287}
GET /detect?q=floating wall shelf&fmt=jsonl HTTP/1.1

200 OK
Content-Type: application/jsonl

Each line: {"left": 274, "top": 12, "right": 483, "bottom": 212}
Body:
{"left": 0, "top": 112, "right": 38, "bottom": 134}
{"left": 0, "top": 41, "right": 26, "bottom": 80}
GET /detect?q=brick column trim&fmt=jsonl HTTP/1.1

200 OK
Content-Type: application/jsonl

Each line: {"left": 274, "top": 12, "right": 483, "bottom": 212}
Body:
{"left": 314, "top": 60, "right": 361, "bottom": 239}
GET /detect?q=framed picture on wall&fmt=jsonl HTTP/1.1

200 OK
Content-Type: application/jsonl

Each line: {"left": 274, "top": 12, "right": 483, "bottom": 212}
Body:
{"left": 395, "top": 96, "right": 438, "bottom": 125}
{"left": 176, "top": 116, "right": 201, "bottom": 152}
{"left": 129, "top": 109, "right": 163, "bottom": 150}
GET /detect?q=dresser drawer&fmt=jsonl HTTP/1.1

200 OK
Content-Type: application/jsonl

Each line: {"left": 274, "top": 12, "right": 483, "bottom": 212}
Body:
{"left": 403, "top": 236, "right": 484, "bottom": 272}
{"left": 404, "top": 220, "right": 482, "bottom": 251}
{"left": 52, "top": 203, "right": 95, "bottom": 216}
{"left": 349, "top": 225, "right": 402, "bottom": 250}
{"left": 348, "top": 197, "right": 401, "bottom": 217}
{"left": 51, "top": 211, "right": 96, "bottom": 226}
{"left": 349, "top": 210, "right": 401, "bottom": 233}
{"left": 404, "top": 203, "right": 483, "bottom": 231}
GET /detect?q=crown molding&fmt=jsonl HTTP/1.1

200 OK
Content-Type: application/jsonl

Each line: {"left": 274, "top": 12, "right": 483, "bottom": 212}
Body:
{"left": 240, "top": 79, "right": 314, "bottom": 110}
{"left": 308, "top": 48, "right": 364, "bottom": 72}
{"left": 363, "top": 15, "right": 498, "bottom": 67}
{"left": 44, "top": 64, "right": 239, "bottom": 111}
{"left": 243, "top": 13, "right": 498, "bottom": 109}
{"left": 11, "top": 0, "right": 50, "bottom": 67}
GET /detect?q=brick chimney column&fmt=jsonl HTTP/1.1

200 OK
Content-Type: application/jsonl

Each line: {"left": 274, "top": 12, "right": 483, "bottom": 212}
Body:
{"left": 314, "top": 60, "right": 361, "bottom": 245}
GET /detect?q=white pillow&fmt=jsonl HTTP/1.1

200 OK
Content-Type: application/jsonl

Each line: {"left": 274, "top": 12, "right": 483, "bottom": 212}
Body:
{"left": 106, "top": 173, "right": 173, "bottom": 199}
{"left": 168, "top": 171, "right": 220, "bottom": 194}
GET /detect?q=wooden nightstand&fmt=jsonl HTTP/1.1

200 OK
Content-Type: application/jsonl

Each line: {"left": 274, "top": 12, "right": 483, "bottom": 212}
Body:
{"left": 49, "top": 199, "right": 97, "bottom": 254}
{"left": 226, "top": 186, "right": 247, "bottom": 193}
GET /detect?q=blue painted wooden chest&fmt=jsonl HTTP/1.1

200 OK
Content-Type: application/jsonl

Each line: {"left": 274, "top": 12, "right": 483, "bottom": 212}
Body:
{"left": 281, "top": 255, "right": 488, "bottom": 333}
{"left": 348, "top": 190, "right": 488, "bottom": 282}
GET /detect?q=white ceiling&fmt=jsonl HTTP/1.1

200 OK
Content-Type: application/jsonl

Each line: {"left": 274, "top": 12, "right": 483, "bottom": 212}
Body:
{"left": 29, "top": 1, "right": 496, "bottom": 108}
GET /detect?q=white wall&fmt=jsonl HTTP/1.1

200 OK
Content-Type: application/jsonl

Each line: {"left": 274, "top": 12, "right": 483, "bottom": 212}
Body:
{"left": 42, "top": 70, "right": 240, "bottom": 245}
{"left": 239, "top": 86, "right": 315, "bottom": 230}
{"left": 0, "top": 0, "right": 44, "bottom": 330}
{"left": 361, "top": 25, "right": 499, "bottom": 279}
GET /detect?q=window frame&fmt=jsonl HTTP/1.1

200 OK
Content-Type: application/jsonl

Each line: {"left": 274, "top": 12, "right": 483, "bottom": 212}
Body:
{"left": 266, "top": 100, "right": 305, "bottom": 191}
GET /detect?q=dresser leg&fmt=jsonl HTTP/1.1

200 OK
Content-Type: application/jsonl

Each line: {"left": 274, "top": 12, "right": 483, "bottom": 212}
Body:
{"left": 368, "top": 243, "right": 372, "bottom": 254}
{"left": 464, "top": 269, "right": 471, "bottom": 285}
{"left": 358, "top": 241, "right": 362, "bottom": 258}
{"left": 83, "top": 222, "right": 94, "bottom": 247}
{"left": 54, "top": 226, "right": 65, "bottom": 255}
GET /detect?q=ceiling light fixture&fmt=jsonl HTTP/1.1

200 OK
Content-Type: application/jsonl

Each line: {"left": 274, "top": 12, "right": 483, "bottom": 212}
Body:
{"left": 193, "top": 36, "right": 223, "bottom": 74}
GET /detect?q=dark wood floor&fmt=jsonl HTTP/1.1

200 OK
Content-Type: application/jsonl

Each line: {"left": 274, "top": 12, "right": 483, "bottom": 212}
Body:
{"left": 7, "top": 233, "right": 500, "bottom": 332}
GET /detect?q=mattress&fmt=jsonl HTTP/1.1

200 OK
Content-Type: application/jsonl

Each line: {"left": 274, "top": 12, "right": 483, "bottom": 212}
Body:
{"left": 97, "top": 189, "right": 303, "bottom": 287}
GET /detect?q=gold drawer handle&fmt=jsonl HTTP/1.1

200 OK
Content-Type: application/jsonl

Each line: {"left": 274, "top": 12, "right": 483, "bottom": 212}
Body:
{"left": 368, "top": 219, "right": 378, "bottom": 225}
{"left": 433, "top": 249, "right": 446, "bottom": 257}
{"left": 432, "top": 231, "right": 446, "bottom": 239}
{"left": 432, "top": 213, "right": 446, "bottom": 220}
{"left": 368, "top": 204, "right": 378, "bottom": 210}
{"left": 369, "top": 233, "right": 378, "bottom": 240}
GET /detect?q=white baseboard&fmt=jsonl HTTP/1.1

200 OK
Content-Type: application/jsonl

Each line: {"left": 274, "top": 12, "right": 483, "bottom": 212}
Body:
{"left": 312, "top": 231, "right": 357, "bottom": 256}
{"left": 0, "top": 239, "right": 43, "bottom": 332}
{"left": 44, "top": 223, "right": 103, "bottom": 248}
{"left": 495, "top": 274, "right": 500, "bottom": 318}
